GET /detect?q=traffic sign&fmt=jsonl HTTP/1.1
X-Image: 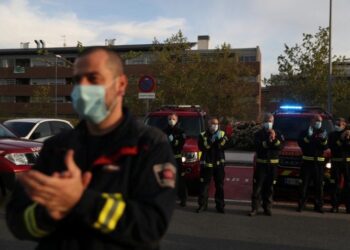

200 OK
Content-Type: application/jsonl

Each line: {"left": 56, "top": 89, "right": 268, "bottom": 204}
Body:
{"left": 138, "top": 75, "right": 156, "bottom": 93}
{"left": 138, "top": 93, "right": 155, "bottom": 99}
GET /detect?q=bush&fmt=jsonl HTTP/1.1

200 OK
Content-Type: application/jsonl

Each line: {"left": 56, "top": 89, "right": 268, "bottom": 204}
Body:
{"left": 231, "top": 122, "right": 260, "bottom": 151}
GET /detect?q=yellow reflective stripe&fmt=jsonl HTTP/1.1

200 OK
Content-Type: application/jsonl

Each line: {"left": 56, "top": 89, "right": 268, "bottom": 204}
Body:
{"left": 302, "top": 156, "right": 325, "bottom": 161}
{"left": 332, "top": 157, "right": 350, "bottom": 162}
{"left": 262, "top": 141, "right": 268, "bottom": 148}
{"left": 93, "top": 193, "right": 126, "bottom": 233}
{"left": 23, "top": 203, "right": 49, "bottom": 238}
{"left": 280, "top": 170, "right": 293, "bottom": 176}
{"left": 174, "top": 140, "right": 179, "bottom": 146}
{"left": 199, "top": 151, "right": 202, "bottom": 159}
{"left": 219, "top": 131, "right": 225, "bottom": 138}
{"left": 302, "top": 156, "right": 314, "bottom": 161}
{"left": 304, "top": 137, "right": 310, "bottom": 143}
{"left": 220, "top": 139, "right": 226, "bottom": 146}
{"left": 256, "top": 158, "right": 279, "bottom": 164}
{"left": 321, "top": 140, "right": 327, "bottom": 145}
{"left": 332, "top": 158, "right": 343, "bottom": 162}
{"left": 274, "top": 140, "right": 281, "bottom": 146}
{"left": 205, "top": 163, "right": 214, "bottom": 168}
{"left": 174, "top": 154, "right": 182, "bottom": 159}
{"left": 336, "top": 140, "right": 342, "bottom": 146}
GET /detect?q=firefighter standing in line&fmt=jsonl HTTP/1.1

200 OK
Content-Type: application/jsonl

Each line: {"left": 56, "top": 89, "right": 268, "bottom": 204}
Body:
{"left": 164, "top": 113, "right": 187, "bottom": 206}
{"left": 6, "top": 47, "right": 177, "bottom": 250}
{"left": 249, "top": 113, "right": 284, "bottom": 216}
{"left": 297, "top": 114, "right": 328, "bottom": 213}
{"left": 329, "top": 118, "right": 350, "bottom": 213}
{"left": 196, "top": 117, "right": 228, "bottom": 214}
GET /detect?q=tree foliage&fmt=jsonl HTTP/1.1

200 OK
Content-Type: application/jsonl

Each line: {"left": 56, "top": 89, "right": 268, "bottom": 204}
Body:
{"left": 149, "top": 30, "right": 257, "bottom": 120}
{"left": 267, "top": 26, "right": 350, "bottom": 116}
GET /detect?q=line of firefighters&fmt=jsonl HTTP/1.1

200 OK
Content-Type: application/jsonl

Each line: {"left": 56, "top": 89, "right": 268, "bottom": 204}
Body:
{"left": 164, "top": 113, "right": 350, "bottom": 215}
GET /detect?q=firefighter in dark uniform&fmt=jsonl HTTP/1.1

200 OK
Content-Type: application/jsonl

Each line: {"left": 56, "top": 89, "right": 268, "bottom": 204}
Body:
{"left": 6, "top": 47, "right": 177, "bottom": 250}
{"left": 329, "top": 118, "right": 350, "bottom": 213}
{"left": 297, "top": 114, "right": 328, "bottom": 213}
{"left": 164, "top": 113, "right": 187, "bottom": 206}
{"left": 249, "top": 113, "right": 284, "bottom": 216}
{"left": 196, "top": 117, "right": 228, "bottom": 213}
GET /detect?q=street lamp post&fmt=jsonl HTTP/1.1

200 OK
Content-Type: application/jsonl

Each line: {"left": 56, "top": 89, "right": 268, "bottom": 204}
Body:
{"left": 327, "top": 0, "right": 333, "bottom": 113}
{"left": 55, "top": 54, "right": 62, "bottom": 117}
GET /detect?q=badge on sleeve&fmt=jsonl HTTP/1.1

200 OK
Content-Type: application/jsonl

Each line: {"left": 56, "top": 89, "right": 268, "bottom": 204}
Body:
{"left": 153, "top": 163, "right": 176, "bottom": 189}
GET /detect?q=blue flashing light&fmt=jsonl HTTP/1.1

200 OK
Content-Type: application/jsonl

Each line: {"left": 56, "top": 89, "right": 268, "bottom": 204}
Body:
{"left": 280, "top": 105, "right": 303, "bottom": 110}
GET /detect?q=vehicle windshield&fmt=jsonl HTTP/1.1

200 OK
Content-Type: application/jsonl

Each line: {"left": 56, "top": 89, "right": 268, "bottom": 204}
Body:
{"left": 273, "top": 116, "right": 334, "bottom": 140}
{"left": 3, "top": 121, "right": 36, "bottom": 138}
{"left": 145, "top": 116, "right": 203, "bottom": 137}
{"left": 0, "top": 124, "right": 17, "bottom": 138}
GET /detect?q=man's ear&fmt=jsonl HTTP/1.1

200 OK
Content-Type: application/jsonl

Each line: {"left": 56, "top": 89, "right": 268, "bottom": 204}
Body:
{"left": 116, "top": 74, "right": 128, "bottom": 96}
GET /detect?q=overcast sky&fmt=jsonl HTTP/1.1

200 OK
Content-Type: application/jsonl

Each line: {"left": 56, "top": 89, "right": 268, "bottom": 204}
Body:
{"left": 1, "top": 0, "right": 349, "bottom": 79}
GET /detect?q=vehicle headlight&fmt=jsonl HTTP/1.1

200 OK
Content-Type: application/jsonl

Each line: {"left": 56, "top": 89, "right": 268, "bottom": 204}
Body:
{"left": 5, "top": 153, "right": 30, "bottom": 165}
{"left": 182, "top": 152, "right": 199, "bottom": 163}
{"left": 326, "top": 162, "right": 332, "bottom": 169}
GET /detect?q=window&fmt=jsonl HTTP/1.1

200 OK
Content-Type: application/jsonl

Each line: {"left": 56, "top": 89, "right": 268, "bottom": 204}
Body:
{"left": 31, "top": 122, "right": 51, "bottom": 140}
{"left": 50, "top": 121, "right": 72, "bottom": 134}
{"left": 16, "top": 78, "right": 30, "bottom": 85}
{"left": 15, "top": 96, "right": 30, "bottom": 103}
{"left": 239, "top": 55, "right": 256, "bottom": 62}
{"left": 15, "top": 58, "right": 30, "bottom": 67}
{"left": 0, "top": 96, "right": 15, "bottom": 103}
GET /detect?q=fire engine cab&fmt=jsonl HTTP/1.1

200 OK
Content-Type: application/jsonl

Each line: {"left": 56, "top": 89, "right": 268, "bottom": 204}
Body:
{"left": 144, "top": 105, "right": 207, "bottom": 193}
{"left": 271, "top": 105, "right": 334, "bottom": 189}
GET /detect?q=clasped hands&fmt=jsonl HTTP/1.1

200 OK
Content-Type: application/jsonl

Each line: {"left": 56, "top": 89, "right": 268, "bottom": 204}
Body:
{"left": 18, "top": 150, "right": 92, "bottom": 221}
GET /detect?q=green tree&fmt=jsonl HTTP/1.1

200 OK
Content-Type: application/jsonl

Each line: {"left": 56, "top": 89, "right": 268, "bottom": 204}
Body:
{"left": 267, "top": 26, "right": 350, "bottom": 116}
{"left": 150, "top": 30, "right": 256, "bottom": 120}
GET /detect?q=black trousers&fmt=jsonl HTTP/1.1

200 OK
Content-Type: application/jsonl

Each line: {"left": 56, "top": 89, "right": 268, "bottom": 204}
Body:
{"left": 176, "top": 158, "right": 188, "bottom": 203}
{"left": 331, "top": 162, "right": 350, "bottom": 210}
{"left": 198, "top": 164, "right": 225, "bottom": 209}
{"left": 298, "top": 161, "right": 324, "bottom": 209}
{"left": 251, "top": 164, "right": 277, "bottom": 211}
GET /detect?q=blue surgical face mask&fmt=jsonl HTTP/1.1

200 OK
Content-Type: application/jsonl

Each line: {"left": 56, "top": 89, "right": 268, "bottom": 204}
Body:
{"left": 334, "top": 125, "right": 343, "bottom": 132}
{"left": 71, "top": 85, "right": 116, "bottom": 124}
{"left": 314, "top": 121, "right": 322, "bottom": 129}
{"left": 263, "top": 122, "right": 273, "bottom": 130}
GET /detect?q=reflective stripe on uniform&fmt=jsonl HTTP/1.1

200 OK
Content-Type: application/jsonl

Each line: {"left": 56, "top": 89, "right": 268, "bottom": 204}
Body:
{"left": 262, "top": 141, "right": 268, "bottom": 148}
{"left": 174, "top": 154, "right": 182, "bottom": 159}
{"left": 321, "top": 139, "right": 328, "bottom": 146}
{"left": 205, "top": 163, "right": 214, "bottom": 168}
{"left": 256, "top": 158, "right": 279, "bottom": 164}
{"left": 274, "top": 140, "right": 281, "bottom": 146}
{"left": 336, "top": 140, "right": 342, "bottom": 146}
{"left": 24, "top": 203, "right": 50, "bottom": 238}
{"left": 280, "top": 170, "right": 293, "bottom": 176}
{"left": 302, "top": 156, "right": 325, "bottom": 161}
{"left": 93, "top": 193, "right": 126, "bottom": 233}
{"left": 332, "top": 157, "right": 350, "bottom": 162}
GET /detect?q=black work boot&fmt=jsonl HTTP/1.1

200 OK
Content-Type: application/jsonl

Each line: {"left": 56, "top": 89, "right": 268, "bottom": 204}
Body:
{"left": 196, "top": 203, "right": 207, "bottom": 213}
{"left": 248, "top": 210, "right": 258, "bottom": 216}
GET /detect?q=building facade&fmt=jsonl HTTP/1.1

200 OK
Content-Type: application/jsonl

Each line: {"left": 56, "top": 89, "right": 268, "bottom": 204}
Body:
{"left": 0, "top": 36, "right": 261, "bottom": 119}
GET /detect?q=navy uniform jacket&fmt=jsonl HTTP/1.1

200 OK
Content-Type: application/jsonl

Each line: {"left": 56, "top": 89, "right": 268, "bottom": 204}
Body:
{"left": 254, "top": 128, "right": 284, "bottom": 164}
{"left": 6, "top": 109, "right": 177, "bottom": 250}
{"left": 198, "top": 130, "right": 228, "bottom": 167}
{"left": 163, "top": 124, "right": 186, "bottom": 158}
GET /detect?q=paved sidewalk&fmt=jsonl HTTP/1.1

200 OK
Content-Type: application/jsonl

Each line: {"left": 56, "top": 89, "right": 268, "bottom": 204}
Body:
{"left": 225, "top": 150, "right": 254, "bottom": 165}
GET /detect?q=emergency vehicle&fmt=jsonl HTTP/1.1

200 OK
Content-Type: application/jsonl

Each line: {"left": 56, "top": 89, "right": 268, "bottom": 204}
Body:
{"left": 271, "top": 105, "right": 334, "bottom": 189}
{"left": 144, "top": 105, "right": 206, "bottom": 193}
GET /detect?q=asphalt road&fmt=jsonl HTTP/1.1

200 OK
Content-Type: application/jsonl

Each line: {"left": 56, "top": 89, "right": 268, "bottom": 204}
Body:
{"left": 162, "top": 200, "right": 350, "bottom": 250}
{"left": 2, "top": 200, "right": 349, "bottom": 250}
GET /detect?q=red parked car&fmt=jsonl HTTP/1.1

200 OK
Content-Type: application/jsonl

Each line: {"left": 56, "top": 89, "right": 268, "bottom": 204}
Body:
{"left": 0, "top": 123, "right": 42, "bottom": 194}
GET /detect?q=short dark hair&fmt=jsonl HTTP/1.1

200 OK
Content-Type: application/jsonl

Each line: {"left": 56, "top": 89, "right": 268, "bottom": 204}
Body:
{"left": 76, "top": 46, "right": 124, "bottom": 76}
{"left": 336, "top": 117, "right": 346, "bottom": 123}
